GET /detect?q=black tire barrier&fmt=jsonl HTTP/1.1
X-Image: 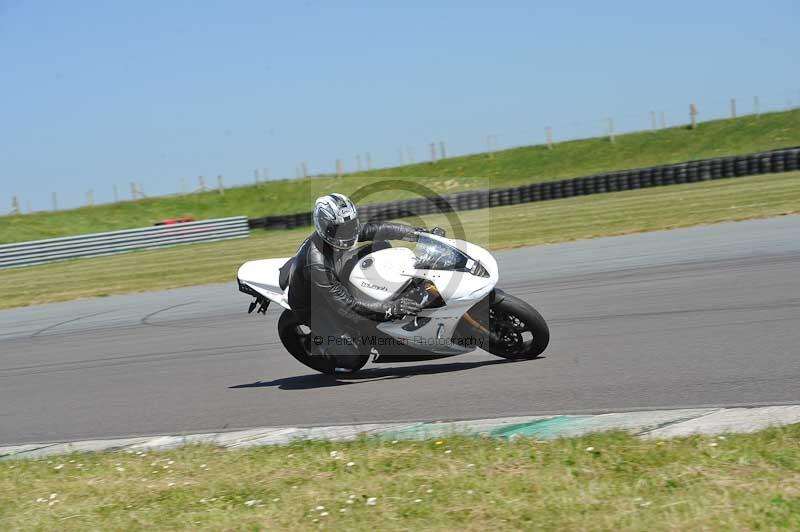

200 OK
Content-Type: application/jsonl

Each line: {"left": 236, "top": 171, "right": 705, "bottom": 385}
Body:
{"left": 675, "top": 164, "right": 688, "bottom": 184}
{"left": 734, "top": 156, "right": 748, "bottom": 177}
{"left": 250, "top": 147, "right": 800, "bottom": 230}
{"left": 772, "top": 151, "right": 785, "bottom": 173}
{"left": 759, "top": 155, "right": 772, "bottom": 174}
{"left": 722, "top": 157, "right": 735, "bottom": 178}
{"left": 710, "top": 159, "right": 723, "bottom": 179}
{"left": 748, "top": 154, "right": 760, "bottom": 175}
{"left": 663, "top": 166, "right": 676, "bottom": 185}
{"left": 698, "top": 161, "right": 711, "bottom": 181}
{"left": 786, "top": 149, "right": 799, "bottom": 171}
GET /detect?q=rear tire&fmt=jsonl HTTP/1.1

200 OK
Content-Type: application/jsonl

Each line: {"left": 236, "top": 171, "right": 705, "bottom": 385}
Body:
{"left": 486, "top": 294, "right": 549, "bottom": 360}
{"left": 277, "top": 310, "right": 368, "bottom": 375}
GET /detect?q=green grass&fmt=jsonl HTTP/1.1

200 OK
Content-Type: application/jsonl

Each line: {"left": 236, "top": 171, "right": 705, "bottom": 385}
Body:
{"left": 1, "top": 109, "right": 798, "bottom": 244}
{"left": 2, "top": 426, "right": 799, "bottom": 530}
{"left": 1, "top": 171, "right": 798, "bottom": 310}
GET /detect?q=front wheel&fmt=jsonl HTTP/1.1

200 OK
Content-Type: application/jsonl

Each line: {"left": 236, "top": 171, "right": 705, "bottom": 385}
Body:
{"left": 486, "top": 294, "right": 549, "bottom": 360}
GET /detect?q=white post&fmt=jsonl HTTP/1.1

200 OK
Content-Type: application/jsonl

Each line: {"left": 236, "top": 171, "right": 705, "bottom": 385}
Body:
{"left": 730, "top": 98, "right": 737, "bottom": 119}
{"left": 198, "top": 176, "right": 206, "bottom": 192}
{"left": 430, "top": 142, "right": 437, "bottom": 163}
{"left": 545, "top": 127, "right": 553, "bottom": 150}
{"left": 11, "top": 196, "right": 20, "bottom": 215}
{"left": 689, "top": 103, "right": 698, "bottom": 129}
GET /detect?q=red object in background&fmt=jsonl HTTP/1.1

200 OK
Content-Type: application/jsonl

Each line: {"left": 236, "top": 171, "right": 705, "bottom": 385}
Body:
{"left": 154, "top": 217, "right": 195, "bottom": 226}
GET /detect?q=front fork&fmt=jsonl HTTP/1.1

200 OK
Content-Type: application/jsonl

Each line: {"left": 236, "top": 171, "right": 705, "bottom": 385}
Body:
{"left": 453, "top": 289, "right": 506, "bottom": 344}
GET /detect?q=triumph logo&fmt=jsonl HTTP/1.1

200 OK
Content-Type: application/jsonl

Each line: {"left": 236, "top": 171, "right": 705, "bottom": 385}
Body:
{"left": 361, "top": 281, "right": 388, "bottom": 292}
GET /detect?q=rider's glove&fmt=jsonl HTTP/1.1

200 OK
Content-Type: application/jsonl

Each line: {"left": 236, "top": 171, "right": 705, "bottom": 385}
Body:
{"left": 416, "top": 226, "right": 446, "bottom": 237}
{"left": 385, "top": 297, "right": 422, "bottom": 320}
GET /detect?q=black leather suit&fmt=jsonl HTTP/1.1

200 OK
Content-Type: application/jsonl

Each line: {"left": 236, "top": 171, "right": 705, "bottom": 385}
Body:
{"left": 287, "top": 221, "right": 418, "bottom": 328}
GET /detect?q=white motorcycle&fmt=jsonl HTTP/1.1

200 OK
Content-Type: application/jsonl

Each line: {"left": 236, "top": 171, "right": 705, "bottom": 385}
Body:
{"left": 237, "top": 233, "right": 549, "bottom": 374}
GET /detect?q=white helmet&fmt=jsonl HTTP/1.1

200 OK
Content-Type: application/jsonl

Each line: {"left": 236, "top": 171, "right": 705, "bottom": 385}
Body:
{"left": 313, "top": 193, "right": 360, "bottom": 249}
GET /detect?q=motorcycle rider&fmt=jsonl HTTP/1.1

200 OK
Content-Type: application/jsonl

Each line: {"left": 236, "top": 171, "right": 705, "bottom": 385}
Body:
{"left": 286, "top": 192, "right": 440, "bottom": 370}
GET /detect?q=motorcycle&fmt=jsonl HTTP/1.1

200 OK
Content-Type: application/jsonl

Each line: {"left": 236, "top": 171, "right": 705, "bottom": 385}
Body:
{"left": 237, "top": 232, "right": 549, "bottom": 374}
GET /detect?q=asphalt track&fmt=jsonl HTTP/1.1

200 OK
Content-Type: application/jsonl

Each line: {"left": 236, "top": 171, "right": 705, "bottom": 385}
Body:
{"left": 1, "top": 216, "right": 799, "bottom": 446}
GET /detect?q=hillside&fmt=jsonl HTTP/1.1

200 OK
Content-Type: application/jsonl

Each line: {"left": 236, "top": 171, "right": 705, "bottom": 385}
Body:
{"left": 1, "top": 109, "right": 798, "bottom": 244}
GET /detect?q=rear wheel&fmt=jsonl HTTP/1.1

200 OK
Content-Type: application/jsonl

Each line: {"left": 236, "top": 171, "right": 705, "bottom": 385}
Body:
{"left": 277, "top": 310, "right": 368, "bottom": 375}
{"left": 486, "top": 294, "right": 549, "bottom": 360}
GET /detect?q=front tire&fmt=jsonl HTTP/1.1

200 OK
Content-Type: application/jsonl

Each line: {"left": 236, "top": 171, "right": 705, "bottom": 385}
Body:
{"left": 486, "top": 294, "right": 549, "bottom": 360}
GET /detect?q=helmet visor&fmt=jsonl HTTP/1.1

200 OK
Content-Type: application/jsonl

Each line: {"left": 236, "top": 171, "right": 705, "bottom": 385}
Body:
{"left": 323, "top": 217, "right": 359, "bottom": 249}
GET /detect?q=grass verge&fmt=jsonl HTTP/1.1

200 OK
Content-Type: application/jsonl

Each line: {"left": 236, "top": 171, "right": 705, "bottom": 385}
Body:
{"left": 1, "top": 110, "right": 798, "bottom": 243}
{"left": 2, "top": 426, "right": 799, "bottom": 530}
{"left": 1, "top": 171, "right": 798, "bottom": 310}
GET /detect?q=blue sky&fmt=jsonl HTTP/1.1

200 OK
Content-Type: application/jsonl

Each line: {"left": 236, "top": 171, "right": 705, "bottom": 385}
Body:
{"left": 1, "top": 0, "right": 798, "bottom": 211}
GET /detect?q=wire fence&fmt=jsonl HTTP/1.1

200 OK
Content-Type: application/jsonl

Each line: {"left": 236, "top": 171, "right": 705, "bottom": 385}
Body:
{"left": 6, "top": 89, "right": 800, "bottom": 215}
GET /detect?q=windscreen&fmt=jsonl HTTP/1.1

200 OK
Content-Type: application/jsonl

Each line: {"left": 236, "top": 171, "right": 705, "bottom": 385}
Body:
{"left": 413, "top": 234, "right": 473, "bottom": 272}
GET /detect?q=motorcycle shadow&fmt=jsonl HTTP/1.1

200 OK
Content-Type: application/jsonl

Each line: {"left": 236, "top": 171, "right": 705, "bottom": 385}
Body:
{"left": 230, "top": 358, "right": 526, "bottom": 391}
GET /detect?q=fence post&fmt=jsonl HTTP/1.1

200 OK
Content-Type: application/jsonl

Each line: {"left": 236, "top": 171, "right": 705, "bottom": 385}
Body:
{"left": 607, "top": 118, "right": 615, "bottom": 143}
{"left": 430, "top": 142, "right": 437, "bottom": 163}
{"left": 545, "top": 127, "right": 553, "bottom": 150}
{"left": 439, "top": 141, "right": 446, "bottom": 159}
{"left": 730, "top": 98, "right": 737, "bottom": 118}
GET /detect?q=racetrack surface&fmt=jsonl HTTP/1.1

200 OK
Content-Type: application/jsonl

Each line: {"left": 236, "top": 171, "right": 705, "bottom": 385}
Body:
{"left": 1, "top": 216, "right": 799, "bottom": 446}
